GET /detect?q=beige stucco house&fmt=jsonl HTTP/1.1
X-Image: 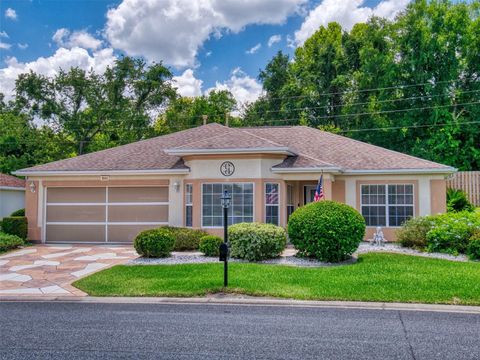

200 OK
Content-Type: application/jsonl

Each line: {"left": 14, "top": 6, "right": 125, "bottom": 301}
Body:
{"left": 15, "top": 123, "right": 455, "bottom": 244}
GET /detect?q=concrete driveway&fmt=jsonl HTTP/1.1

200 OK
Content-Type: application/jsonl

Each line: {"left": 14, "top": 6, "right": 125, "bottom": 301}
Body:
{"left": 0, "top": 245, "right": 138, "bottom": 296}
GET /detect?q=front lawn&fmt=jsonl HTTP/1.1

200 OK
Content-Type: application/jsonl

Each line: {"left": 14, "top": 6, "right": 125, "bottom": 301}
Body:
{"left": 73, "top": 253, "right": 480, "bottom": 305}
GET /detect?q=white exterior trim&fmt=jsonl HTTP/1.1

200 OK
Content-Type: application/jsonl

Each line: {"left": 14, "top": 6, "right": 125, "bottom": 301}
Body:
{"left": 46, "top": 202, "right": 169, "bottom": 206}
{"left": 13, "top": 169, "right": 190, "bottom": 177}
{"left": 271, "top": 167, "right": 342, "bottom": 174}
{"left": 46, "top": 222, "right": 168, "bottom": 226}
{"left": 165, "top": 147, "right": 294, "bottom": 156}
{"left": 343, "top": 168, "right": 456, "bottom": 175}
{"left": 0, "top": 186, "right": 25, "bottom": 191}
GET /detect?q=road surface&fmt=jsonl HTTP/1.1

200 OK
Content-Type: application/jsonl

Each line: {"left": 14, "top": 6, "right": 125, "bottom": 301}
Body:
{"left": 1, "top": 301, "right": 479, "bottom": 359}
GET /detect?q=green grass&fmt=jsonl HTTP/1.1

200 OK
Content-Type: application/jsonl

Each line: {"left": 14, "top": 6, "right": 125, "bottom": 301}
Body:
{"left": 73, "top": 253, "right": 480, "bottom": 305}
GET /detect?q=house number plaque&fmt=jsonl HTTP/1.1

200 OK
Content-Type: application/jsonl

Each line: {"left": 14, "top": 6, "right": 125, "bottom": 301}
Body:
{"left": 220, "top": 161, "right": 235, "bottom": 177}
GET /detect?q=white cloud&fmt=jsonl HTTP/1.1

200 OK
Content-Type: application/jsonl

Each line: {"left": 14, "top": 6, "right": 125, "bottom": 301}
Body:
{"left": 17, "top": 43, "right": 28, "bottom": 50}
{"left": 5, "top": 8, "right": 17, "bottom": 20}
{"left": 246, "top": 43, "right": 261, "bottom": 55}
{"left": 0, "top": 42, "right": 11, "bottom": 50}
{"left": 207, "top": 67, "right": 263, "bottom": 110}
{"left": 0, "top": 31, "right": 8, "bottom": 38}
{"left": 205, "top": 51, "right": 212, "bottom": 57}
{"left": 172, "top": 69, "right": 203, "bottom": 97}
{"left": 105, "top": 0, "right": 306, "bottom": 67}
{"left": 294, "top": 0, "right": 410, "bottom": 45}
{"left": 0, "top": 47, "right": 116, "bottom": 99}
{"left": 268, "top": 34, "right": 282, "bottom": 47}
{"left": 53, "top": 28, "right": 103, "bottom": 50}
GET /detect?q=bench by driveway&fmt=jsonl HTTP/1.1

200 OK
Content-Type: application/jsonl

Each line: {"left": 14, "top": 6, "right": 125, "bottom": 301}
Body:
{"left": 0, "top": 245, "right": 138, "bottom": 296}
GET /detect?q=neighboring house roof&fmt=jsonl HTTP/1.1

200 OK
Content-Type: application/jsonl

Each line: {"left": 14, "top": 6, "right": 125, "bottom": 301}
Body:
{"left": 15, "top": 123, "right": 455, "bottom": 175}
{"left": 0, "top": 173, "right": 26, "bottom": 189}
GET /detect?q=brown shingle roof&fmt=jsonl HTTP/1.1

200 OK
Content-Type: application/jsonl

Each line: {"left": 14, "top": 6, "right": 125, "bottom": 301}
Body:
{"left": 16, "top": 123, "right": 453, "bottom": 174}
{"left": 0, "top": 173, "right": 25, "bottom": 188}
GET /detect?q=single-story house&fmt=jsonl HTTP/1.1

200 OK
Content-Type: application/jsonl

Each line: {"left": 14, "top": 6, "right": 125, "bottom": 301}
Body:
{"left": 0, "top": 173, "right": 25, "bottom": 220}
{"left": 14, "top": 123, "right": 455, "bottom": 244}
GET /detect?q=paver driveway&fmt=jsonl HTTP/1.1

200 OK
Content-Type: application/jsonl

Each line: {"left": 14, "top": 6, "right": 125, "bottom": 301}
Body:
{"left": 0, "top": 245, "right": 138, "bottom": 296}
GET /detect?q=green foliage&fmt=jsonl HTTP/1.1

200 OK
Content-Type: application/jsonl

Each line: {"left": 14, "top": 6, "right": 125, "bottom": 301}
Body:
{"left": 163, "top": 226, "right": 209, "bottom": 251}
{"left": 447, "top": 188, "right": 474, "bottom": 212}
{"left": 426, "top": 211, "right": 480, "bottom": 254}
{"left": 396, "top": 216, "right": 434, "bottom": 249}
{"left": 228, "top": 222, "right": 287, "bottom": 261}
{"left": 467, "top": 231, "right": 480, "bottom": 260}
{"left": 10, "top": 208, "right": 25, "bottom": 217}
{"left": 134, "top": 228, "right": 175, "bottom": 258}
{"left": 1, "top": 216, "right": 28, "bottom": 240}
{"left": 288, "top": 201, "right": 365, "bottom": 262}
{"left": 199, "top": 235, "right": 223, "bottom": 257}
{"left": 0, "top": 232, "right": 24, "bottom": 253}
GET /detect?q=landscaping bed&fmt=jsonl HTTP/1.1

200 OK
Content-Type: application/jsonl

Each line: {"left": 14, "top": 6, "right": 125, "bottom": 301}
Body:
{"left": 73, "top": 253, "right": 480, "bottom": 305}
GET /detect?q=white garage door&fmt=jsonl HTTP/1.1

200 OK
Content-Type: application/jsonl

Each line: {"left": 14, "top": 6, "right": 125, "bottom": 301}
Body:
{"left": 45, "top": 186, "right": 169, "bottom": 243}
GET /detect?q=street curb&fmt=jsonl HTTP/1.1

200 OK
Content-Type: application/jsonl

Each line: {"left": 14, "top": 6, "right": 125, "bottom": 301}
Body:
{"left": 1, "top": 295, "right": 479, "bottom": 314}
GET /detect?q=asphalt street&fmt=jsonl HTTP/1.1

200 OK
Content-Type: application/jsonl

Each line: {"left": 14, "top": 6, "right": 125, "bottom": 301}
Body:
{"left": 0, "top": 301, "right": 479, "bottom": 360}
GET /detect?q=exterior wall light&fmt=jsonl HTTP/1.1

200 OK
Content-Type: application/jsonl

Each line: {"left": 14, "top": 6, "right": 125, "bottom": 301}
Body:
{"left": 173, "top": 181, "right": 181, "bottom": 192}
{"left": 29, "top": 181, "right": 36, "bottom": 193}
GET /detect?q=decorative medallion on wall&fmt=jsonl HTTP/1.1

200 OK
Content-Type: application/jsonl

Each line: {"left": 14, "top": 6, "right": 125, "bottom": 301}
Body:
{"left": 220, "top": 161, "right": 235, "bottom": 177}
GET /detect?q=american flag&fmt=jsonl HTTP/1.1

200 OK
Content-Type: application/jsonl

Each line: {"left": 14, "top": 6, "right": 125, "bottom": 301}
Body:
{"left": 314, "top": 174, "right": 324, "bottom": 201}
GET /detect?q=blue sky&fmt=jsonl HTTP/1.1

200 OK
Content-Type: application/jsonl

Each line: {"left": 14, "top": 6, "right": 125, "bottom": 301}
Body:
{"left": 0, "top": 0, "right": 408, "bottom": 104}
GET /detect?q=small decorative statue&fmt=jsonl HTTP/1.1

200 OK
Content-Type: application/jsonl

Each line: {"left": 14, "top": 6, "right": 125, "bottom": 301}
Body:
{"left": 372, "top": 226, "right": 385, "bottom": 246}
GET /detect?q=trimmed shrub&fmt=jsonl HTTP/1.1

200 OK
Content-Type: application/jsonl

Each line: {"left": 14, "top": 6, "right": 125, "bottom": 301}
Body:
{"left": 163, "top": 226, "right": 209, "bottom": 251}
{"left": 10, "top": 208, "right": 25, "bottom": 217}
{"left": 426, "top": 211, "right": 480, "bottom": 254}
{"left": 229, "top": 222, "right": 287, "bottom": 261}
{"left": 0, "top": 232, "right": 24, "bottom": 252}
{"left": 288, "top": 200, "right": 365, "bottom": 262}
{"left": 1, "top": 216, "right": 28, "bottom": 240}
{"left": 396, "top": 216, "right": 434, "bottom": 250}
{"left": 447, "top": 188, "right": 474, "bottom": 213}
{"left": 467, "top": 231, "right": 480, "bottom": 261}
{"left": 134, "top": 228, "right": 175, "bottom": 258}
{"left": 199, "top": 235, "right": 223, "bottom": 257}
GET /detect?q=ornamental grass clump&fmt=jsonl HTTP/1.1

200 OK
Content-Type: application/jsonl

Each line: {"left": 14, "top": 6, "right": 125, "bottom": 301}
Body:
{"left": 134, "top": 228, "right": 175, "bottom": 258}
{"left": 288, "top": 200, "right": 366, "bottom": 262}
{"left": 229, "top": 222, "right": 287, "bottom": 261}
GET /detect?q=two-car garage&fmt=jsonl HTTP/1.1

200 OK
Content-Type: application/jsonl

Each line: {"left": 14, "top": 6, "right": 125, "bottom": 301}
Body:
{"left": 45, "top": 186, "right": 169, "bottom": 243}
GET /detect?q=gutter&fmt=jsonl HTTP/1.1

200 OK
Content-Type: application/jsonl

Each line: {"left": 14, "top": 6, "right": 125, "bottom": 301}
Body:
{"left": 164, "top": 147, "right": 295, "bottom": 156}
{"left": 12, "top": 169, "right": 191, "bottom": 177}
{"left": 271, "top": 167, "right": 342, "bottom": 174}
{"left": 0, "top": 186, "right": 26, "bottom": 191}
{"left": 271, "top": 167, "right": 456, "bottom": 175}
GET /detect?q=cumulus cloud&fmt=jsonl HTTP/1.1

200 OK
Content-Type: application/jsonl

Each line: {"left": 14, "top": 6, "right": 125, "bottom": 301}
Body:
{"left": 0, "top": 42, "right": 11, "bottom": 50}
{"left": 172, "top": 69, "right": 203, "bottom": 97}
{"left": 0, "top": 31, "right": 8, "bottom": 38}
{"left": 53, "top": 28, "right": 103, "bottom": 50}
{"left": 294, "top": 0, "right": 410, "bottom": 45}
{"left": 5, "top": 8, "right": 17, "bottom": 20}
{"left": 0, "top": 47, "right": 116, "bottom": 99}
{"left": 17, "top": 43, "right": 28, "bottom": 50}
{"left": 268, "top": 34, "right": 282, "bottom": 47}
{"left": 208, "top": 67, "right": 263, "bottom": 110}
{"left": 105, "top": 0, "right": 306, "bottom": 67}
{"left": 246, "top": 43, "right": 261, "bottom": 55}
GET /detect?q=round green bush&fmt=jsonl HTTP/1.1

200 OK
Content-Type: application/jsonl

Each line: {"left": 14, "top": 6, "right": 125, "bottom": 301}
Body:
{"left": 0, "top": 232, "right": 24, "bottom": 252}
{"left": 229, "top": 222, "right": 287, "bottom": 261}
{"left": 288, "top": 200, "right": 366, "bottom": 262}
{"left": 467, "top": 231, "right": 480, "bottom": 261}
{"left": 396, "top": 216, "right": 434, "bottom": 250}
{"left": 134, "top": 228, "right": 175, "bottom": 258}
{"left": 162, "top": 226, "right": 209, "bottom": 251}
{"left": 199, "top": 235, "right": 223, "bottom": 257}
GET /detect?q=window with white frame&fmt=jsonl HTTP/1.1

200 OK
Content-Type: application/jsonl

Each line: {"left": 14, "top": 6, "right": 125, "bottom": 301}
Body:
{"left": 202, "top": 183, "right": 253, "bottom": 227}
{"left": 287, "top": 184, "right": 295, "bottom": 220}
{"left": 361, "top": 184, "right": 414, "bottom": 227}
{"left": 185, "top": 184, "right": 193, "bottom": 227}
{"left": 265, "top": 183, "right": 280, "bottom": 225}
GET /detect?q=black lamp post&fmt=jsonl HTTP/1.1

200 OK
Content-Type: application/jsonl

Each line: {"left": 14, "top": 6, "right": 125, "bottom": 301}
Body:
{"left": 219, "top": 190, "right": 231, "bottom": 287}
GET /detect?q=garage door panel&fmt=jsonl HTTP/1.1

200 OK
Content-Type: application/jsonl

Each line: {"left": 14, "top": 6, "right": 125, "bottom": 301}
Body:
{"left": 108, "top": 224, "right": 160, "bottom": 243}
{"left": 47, "top": 205, "right": 106, "bottom": 222}
{"left": 108, "top": 205, "right": 168, "bottom": 222}
{"left": 108, "top": 187, "right": 168, "bottom": 203}
{"left": 46, "top": 225, "right": 105, "bottom": 242}
{"left": 47, "top": 187, "right": 105, "bottom": 203}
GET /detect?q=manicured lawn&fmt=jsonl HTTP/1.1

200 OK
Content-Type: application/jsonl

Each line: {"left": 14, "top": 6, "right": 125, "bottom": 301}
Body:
{"left": 73, "top": 253, "right": 480, "bottom": 305}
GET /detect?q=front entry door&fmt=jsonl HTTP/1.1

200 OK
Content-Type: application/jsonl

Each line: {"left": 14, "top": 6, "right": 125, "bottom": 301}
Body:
{"left": 304, "top": 185, "right": 317, "bottom": 205}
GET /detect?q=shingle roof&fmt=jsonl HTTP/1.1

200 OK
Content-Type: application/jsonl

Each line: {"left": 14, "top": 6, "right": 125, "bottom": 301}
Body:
{"left": 16, "top": 123, "right": 453, "bottom": 174}
{"left": 0, "top": 173, "right": 25, "bottom": 188}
